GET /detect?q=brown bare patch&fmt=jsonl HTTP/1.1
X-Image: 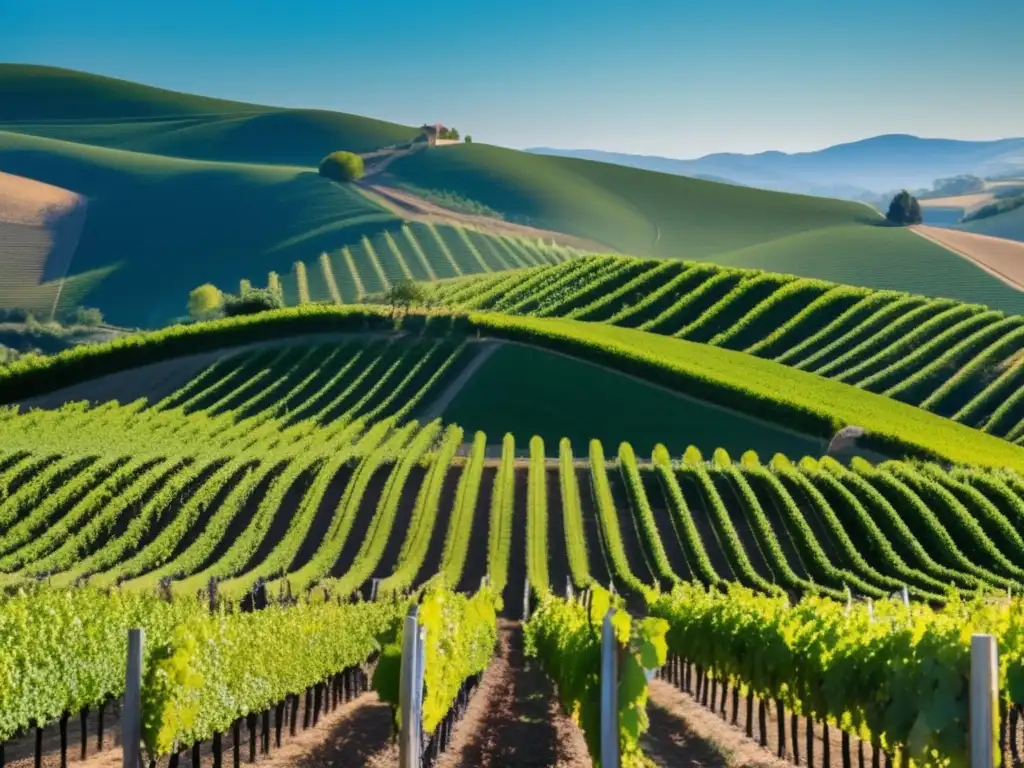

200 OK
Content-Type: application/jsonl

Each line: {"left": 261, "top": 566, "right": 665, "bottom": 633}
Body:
{"left": 0, "top": 170, "right": 89, "bottom": 308}
{"left": 911, "top": 225, "right": 1024, "bottom": 291}
{"left": 434, "top": 621, "right": 592, "bottom": 768}
{"left": 648, "top": 679, "right": 812, "bottom": 768}
{"left": 918, "top": 192, "right": 994, "bottom": 210}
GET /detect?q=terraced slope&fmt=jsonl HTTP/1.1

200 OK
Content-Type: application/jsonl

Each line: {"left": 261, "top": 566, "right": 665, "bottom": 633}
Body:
{"left": 0, "top": 64, "right": 419, "bottom": 164}
{"left": 430, "top": 255, "right": 1024, "bottom": 440}
{"left": 2, "top": 351, "right": 1021, "bottom": 605}
{"left": 266, "top": 221, "right": 583, "bottom": 304}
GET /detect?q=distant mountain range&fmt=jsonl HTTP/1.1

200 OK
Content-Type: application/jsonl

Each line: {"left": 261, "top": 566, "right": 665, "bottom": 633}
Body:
{"left": 527, "top": 135, "right": 1024, "bottom": 201}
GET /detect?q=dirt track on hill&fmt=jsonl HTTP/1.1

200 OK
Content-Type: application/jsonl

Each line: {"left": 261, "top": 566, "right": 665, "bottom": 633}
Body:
{"left": 356, "top": 179, "right": 610, "bottom": 252}
{"left": 912, "top": 225, "right": 1024, "bottom": 290}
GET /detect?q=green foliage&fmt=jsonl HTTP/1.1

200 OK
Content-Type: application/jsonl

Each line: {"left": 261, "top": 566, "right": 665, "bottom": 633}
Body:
{"left": 0, "top": 587, "right": 205, "bottom": 742}
{"left": 142, "top": 599, "right": 403, "bottom": 756}
{"left": 921, "top": 175, "right": 985, "bottom": 199}
{"left": 373, "top": 585, "right": 498, "bottom": 732}
{"left": 651, "top": 584, "right": 1024, "bottom": 767}
{"left": 188, "top": 283, "right": 223, "bottom": 319}
{"left": 527, "top": 435, "right": 550, "bottom": 594}
{"left": 72, "top": 306, "right": 104, "bottom": 326}
{"left": 318, "top": 151, "right": 365, "bottom": 183}
{"left": 886, "top": 190, "right": 923, "bottom": 225}
{"left": 525, "top": 587, "right": 668, "bottom": 768}
{"left": 383, "top": 279, "right": 427, "bottom": 313}
{"left": 222, "top": 287, "right": 285, "bottom": 317}
{"left": 464, "top": 135, "right": 473, "bottom": 143}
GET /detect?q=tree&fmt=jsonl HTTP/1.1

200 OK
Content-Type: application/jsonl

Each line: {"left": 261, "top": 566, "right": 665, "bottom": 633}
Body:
{"left": 318, "top": 151, "right": 364, "bottom": 183}
{"left": 464, "top": 135, "right": 473, "bottom": 144}
{"left": 223, "top": 287, "right": 284, "bottom": 317}
{"left": 73, "top": 306, "right": 104, "bottom": 326}
{"left": 885, "top": 190, "right": 923, "bottom": 225}
{"left": 188, "top": 283, "right": 223, "bottom": 318}
{"left": 383, "top": 279, "right": 426, "bottom": 315}
{"left": 448, "top": 128, "right": 459, "bottom": 141}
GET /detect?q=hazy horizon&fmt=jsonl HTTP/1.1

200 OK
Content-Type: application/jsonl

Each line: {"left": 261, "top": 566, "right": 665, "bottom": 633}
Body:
{"left": 4, "top": 0, "right": 1023, "bottom": 157}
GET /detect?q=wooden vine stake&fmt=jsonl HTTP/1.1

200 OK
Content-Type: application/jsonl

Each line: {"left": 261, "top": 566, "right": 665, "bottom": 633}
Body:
{"left": 971, "top": 634, "right": 998, "bottom": 768}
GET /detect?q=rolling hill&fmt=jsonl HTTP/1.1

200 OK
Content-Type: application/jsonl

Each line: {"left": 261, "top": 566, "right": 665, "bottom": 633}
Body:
{"left": 418, "top": 255, "right": 1024, "bottom": 438}
{"left": 1, "top": 65, "right": 1018, "bottom": 327}
{"left": 0, "top": 130, "right": 404, "bottom": 326}
{"left": 529, "top": 134, "right": 1024, "bottom": 198}
{"left": 0, "top": 64, "right": 420, "bottom": 163}
{"left": 962, "top": 203, "right": 1024, "bottom": 242}
{"left": 384, "top": 142, "right": 1012, "bottom": 301}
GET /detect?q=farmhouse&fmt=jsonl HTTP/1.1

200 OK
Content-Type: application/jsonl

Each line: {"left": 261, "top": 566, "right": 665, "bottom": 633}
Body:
{"left": 420, "top": 123, "right": 459, "bottom": 146}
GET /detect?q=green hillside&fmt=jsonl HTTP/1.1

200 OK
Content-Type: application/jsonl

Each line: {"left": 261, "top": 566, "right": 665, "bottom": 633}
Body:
{"left": 961, "top": 204, "right": 1024, "bottom": 242}
{"left": 5, "top": 317, "right": 1024, "bottom": 617}
{"left": 441, "top": 342, "right": 823, "bottom": 458}
{"left": 423, "top": 255, "right": 1024, "bottom": 438}
{"left": 0, "top": 130, "right": 407, "bottom": 326}
{"left": 710, "top": 224, "right": 1022, "bottom": 307}
{"left": 0, "top": 64, "right": 419, "bottom": 163}
{"left": 384, "top": 143, "right": 996, "bottom": 299}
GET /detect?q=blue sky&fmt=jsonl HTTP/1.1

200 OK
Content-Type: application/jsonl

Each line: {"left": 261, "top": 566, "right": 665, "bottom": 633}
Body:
{"left": 3, "top": 0, "right": 1023, "bottom": 157}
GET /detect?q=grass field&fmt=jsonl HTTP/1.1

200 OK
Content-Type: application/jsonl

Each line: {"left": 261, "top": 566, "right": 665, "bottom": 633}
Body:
{"left": 427, "top": 255, "right": 1024, "bottom": 440}
{"left": 0, "top": 131, "right": 412, "bottom": 326}
{"left": 0, "top": 64, "right": 419, "bottom": 163}
{"left": 440, "top": 342, "right": 824, "bottom": 458}
{"left": 382, "top": 143, "right": 1012, "bottom": 300}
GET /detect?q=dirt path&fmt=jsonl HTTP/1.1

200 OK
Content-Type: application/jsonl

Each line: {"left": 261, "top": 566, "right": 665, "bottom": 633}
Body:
{"left": 911, "top": 225, "right": 1024, "bottom": 291}
{"left": 17, "top": 692, "right": 397, "bottom": 768}
{"left": 357, "top": 180, "right": 609, "bottom": 252}
{"left": 435, "top": 620, "right": 592, "bottom": 767}
{"left": 646, "top": 680, "right": 795, "bottom": 768}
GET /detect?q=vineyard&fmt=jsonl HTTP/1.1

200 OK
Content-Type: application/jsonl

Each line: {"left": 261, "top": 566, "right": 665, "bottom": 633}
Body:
{"left": 1, "top": 306, "right": 1024, "bottom": 764}
{"left": 264, "top": 221, "right": 583, "bottom": 306}
{"left": 416, "top": 254, "right": 1024, "bottom": 441}
{"left": 5, "top": 64, "right": 1024, "bottom": 768}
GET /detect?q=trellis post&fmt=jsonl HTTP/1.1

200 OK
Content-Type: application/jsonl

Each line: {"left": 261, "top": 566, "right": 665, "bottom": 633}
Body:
{"left": 600, "top": 609, "right": 619, "bottom": 768}
{"left": 122, "top": 629, "right": 144, "bottom": 768}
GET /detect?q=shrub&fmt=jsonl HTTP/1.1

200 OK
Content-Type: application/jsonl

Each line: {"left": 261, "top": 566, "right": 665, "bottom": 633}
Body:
{"left": 885, "top": 190, "right": 923, "bottom": 225}
{"left": 74, "top": 307, "right": 104, "bottom": 327}
{"left": 222, "top": 287, "right": 284, "bottom": 317}
{"left": 383, "top": 280, "right": 427, "bottom": 314}
{"left": 464, "top": 135, "right": 473, "bottom": 144}
{"left": 0, "top": 308, "right": 34, "bottom": 324}
{"left": 318, "top": 151, "right": 364, "bottom": 183}
{"left": 188, "top": 284, "right": 224, "bottom": 319}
